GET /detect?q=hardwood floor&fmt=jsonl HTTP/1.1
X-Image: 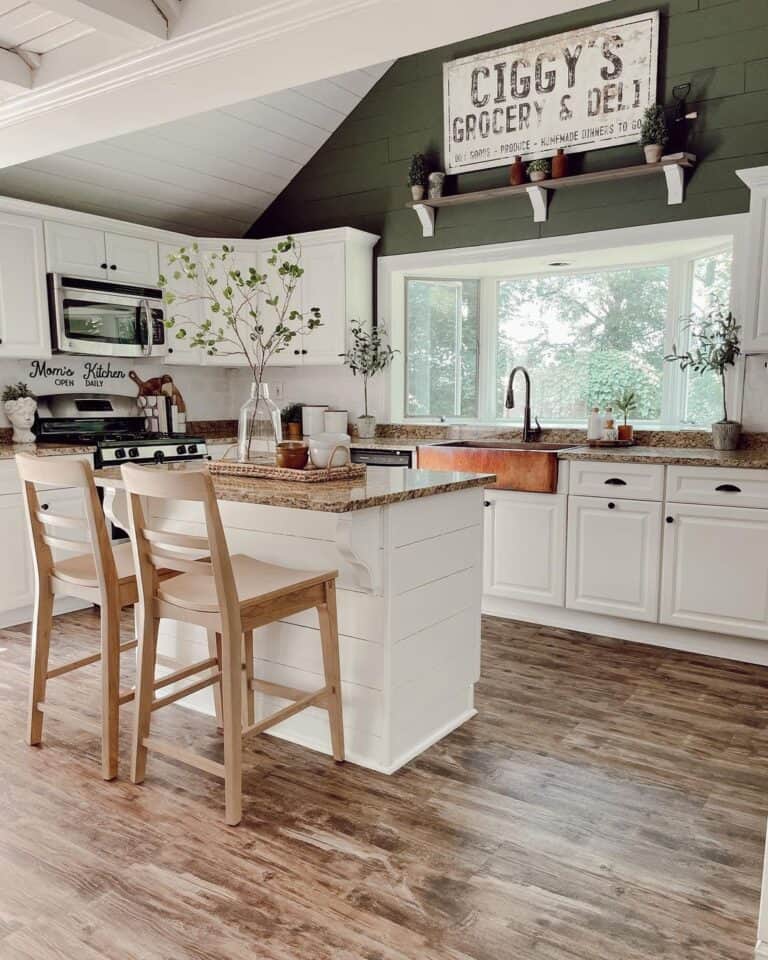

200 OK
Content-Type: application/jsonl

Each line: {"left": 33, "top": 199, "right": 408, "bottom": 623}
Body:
{"left": 0, "top": 607, "right": 766, "bottom": 959}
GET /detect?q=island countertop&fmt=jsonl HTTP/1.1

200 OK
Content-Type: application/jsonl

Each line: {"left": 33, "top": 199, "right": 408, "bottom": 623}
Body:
{"left": 94, "top": 462, "right": 495, "bottom": 513}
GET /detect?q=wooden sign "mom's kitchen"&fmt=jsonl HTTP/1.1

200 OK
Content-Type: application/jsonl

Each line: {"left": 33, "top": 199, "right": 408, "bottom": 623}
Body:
{"left": 443, "top": 11, "right": 659, "bottom": 174}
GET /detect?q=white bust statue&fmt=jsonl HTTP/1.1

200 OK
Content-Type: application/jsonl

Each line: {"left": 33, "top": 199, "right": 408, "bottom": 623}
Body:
{"left": 4, "top": 395, "right": 37, "bottom": 444}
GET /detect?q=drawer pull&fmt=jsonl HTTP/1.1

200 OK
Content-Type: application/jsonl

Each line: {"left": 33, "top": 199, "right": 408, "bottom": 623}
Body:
{"left": 604, "top": 477, "right": 627, "bottom": 486}
{"left": 715, "top": 483, "right": 741, "bottom": 493}
{"left": 483, "top": 500, "right": 491, "bottom": 507}
{"left": 666, "top": 516, "right": 674, "bottom": 524}
{"left": 608, "top": 502, "right": 616, "bottom": 509}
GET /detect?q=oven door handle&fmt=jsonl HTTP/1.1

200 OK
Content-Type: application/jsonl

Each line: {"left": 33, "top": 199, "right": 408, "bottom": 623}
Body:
{"left": 140, "top": 299, "right": 153, "bottom": 358}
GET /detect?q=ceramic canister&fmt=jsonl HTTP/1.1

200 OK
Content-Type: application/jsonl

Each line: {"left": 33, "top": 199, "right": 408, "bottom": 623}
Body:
{"left": 302, "top": 404, "right": 328, "bottom": 437}
{"left": 323, "top": 409, "right": 349, "bottom": 434}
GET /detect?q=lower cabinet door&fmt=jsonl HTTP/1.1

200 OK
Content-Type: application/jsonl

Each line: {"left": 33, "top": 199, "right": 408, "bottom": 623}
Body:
{"left": 660, "top": 502, "right": 768, "bottom": 640}
{"left": 566, "top": 495, "right": 662, "bottom": 622}
{"left": 484, "top": 490, "right": 566, "bottom": 606}
{"left": 0, "top": 493, "right": 35, "bottom": 613}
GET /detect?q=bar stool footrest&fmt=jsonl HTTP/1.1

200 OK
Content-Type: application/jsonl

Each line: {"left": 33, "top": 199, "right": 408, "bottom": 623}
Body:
{"left": 242, "top": 686, "right": 328, "bottom": 738}
{"left": 142, "top": 736, "right": 226, "bottom": 778}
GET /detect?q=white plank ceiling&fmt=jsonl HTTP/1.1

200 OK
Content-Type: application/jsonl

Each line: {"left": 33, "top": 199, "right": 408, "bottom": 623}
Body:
{"left": 0, "top": 61, "right": 391, "bottom": 236}
{"left": 0, "top": 1, "right": 93, "bottom": 54}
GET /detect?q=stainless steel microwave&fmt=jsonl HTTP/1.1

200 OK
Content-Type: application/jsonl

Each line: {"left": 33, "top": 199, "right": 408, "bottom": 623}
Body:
{"left": 48, "top": 274, "right": 167, "bottom": 358}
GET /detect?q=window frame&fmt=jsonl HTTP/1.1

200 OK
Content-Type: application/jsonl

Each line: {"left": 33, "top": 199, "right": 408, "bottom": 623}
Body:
{"left": 398, "top": 242, "right": 733, "bottom": 428}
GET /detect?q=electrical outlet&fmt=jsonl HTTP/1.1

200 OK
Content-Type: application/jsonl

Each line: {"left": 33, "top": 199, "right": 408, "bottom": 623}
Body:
{"left": 268, "top": 381, "right": 285, "bottom": 401}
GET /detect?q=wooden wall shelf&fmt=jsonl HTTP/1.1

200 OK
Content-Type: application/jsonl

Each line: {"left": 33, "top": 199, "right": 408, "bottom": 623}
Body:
{"left": 407, "top": 154, "right": 696, "bottom": 237}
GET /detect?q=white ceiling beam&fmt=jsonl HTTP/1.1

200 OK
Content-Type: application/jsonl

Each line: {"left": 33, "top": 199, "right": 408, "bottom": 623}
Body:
{"left": 152, "top": 0, "right": 182, "bottom": 27}
{"left": 36, "top": 0, "right": 167, "bottom": 43}
{"left": 0, "top": 48, "right": 32, "bottom": 96}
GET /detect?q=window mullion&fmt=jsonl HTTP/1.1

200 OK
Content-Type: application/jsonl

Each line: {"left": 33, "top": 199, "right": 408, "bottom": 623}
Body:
{"left": 477, "top": 277, "right": 497, "bottom": 421}
{"left": 662, "top": 258, "right": 692, "bottom": 425}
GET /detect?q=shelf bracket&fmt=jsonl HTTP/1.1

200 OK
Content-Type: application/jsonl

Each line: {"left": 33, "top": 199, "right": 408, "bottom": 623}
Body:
{"left": 412, "top": 203, "right": 435, "bottom": 238}
{"left": 526, "top": 185, "right": 549, "bottom": 223}
{"left": 663, "top": 163, "right": 685, "bottom": 205}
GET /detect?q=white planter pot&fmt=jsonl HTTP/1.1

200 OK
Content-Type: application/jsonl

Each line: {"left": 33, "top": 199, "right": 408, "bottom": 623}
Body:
{"left": 410, "top": 184, "right": 425, "bottom": 201}
{"left": 711, "top": 420, "right": 741, "bottom": 451}
{"left": 4, "top": 397, "right": 37, "bottom": 444}
{"left": 428, "top": 172, "right": 445, "bottom": 199}
{"left": 357, "top": 415, "right": 376, "bottom": 439}
{"left": 528, "top": 170, "right": 548, "bottom": 182}
{"left": 643, "top": 144, "right": 663, "bottom": 163}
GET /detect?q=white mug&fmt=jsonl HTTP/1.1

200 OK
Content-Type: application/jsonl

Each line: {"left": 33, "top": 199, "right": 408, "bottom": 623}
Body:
{"left": 302, "top": 405, "right": 327, "bottom": 437}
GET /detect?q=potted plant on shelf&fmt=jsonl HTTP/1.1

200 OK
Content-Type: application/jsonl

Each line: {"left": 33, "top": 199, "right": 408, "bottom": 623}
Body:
{"left": 408, "top": 153, "right": 428, "bottom": 201}
{"left": 640, "top": 104, "right": 668, "bottom": 163}
{"left": 159, "top": 237, "right": 321, "bottom": 461}
{"left": 2, "top": 382, "right": 36, "bottom": 443}
{"left": 665, "top": 306, "right": 742, "bottom": 450}
{"left": 341, "top": 323, "right": 397, "bottom": 439}
{"left": 614, "top": 387, "right": 637, "bottom": 442}
{"left": 527, "top": 158, "right": 550, "bottom": 182}
{"left": 281, "top": 402, "right": 303, "bottom": 440}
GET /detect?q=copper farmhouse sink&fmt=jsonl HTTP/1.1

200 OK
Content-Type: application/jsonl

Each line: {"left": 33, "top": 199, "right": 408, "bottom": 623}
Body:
{"left": 416, "top": 440, "right": 578, "bottom": 493}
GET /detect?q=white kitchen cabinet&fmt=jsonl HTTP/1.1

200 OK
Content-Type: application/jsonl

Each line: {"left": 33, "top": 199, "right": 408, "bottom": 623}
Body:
{"left": 736, "top": 167, "right": 768, "bottom": 352}
{"left": 298, "top": 240, "right": 347, "bottom": 364}
{"left": 159, "top": 242, "right": 205, "bottom": 366}
{"left": 484, "top": 490, "right": 566, "bottom": 606}
{"left": 660, "top": 501, "right": 768, "bottom": 640}
{"left": 0, "top": 493, "right": 35, "bottom": 614}
{"left": 45, "top": 221, "right": 159, "bottom": 285}
{"left": 566, "top": 495, "right": 662, "bottom": 622}
{"left": 0, "top": 212, "right": 51, "bottom": 358}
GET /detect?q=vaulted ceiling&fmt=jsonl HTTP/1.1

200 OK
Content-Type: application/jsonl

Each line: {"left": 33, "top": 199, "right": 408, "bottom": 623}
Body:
{"left": 0, "top": 62, "right": 391, "bottom": 236}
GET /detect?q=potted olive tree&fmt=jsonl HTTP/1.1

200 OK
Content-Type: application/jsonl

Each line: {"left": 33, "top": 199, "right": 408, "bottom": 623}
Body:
{"left": 408, "top": 154, "right": 428, "bottom": 201}
{"left": 665, "top": 307, "right": 742, "bottom": 450}
{"left": 640, "top": 104, "right": 668, "bottom": 163}
{"left": 341, "top": 324, "right": 397, "bottom": 439}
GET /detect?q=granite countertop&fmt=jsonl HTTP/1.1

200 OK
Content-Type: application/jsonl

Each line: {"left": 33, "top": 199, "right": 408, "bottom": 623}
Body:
{"left": 95, "top": 462, "right": 495, "bottom": 513}
{"left": 558, "top": 446, "right": 768, "bottom": 469}
{"left": 204, "top": 436, "right": 436, "bottom": 452}
{"left": 0, "top": 442, "right": 97, "bottom": 460}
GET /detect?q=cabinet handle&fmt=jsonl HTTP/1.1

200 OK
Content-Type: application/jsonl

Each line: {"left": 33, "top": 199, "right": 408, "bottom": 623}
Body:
{"left": 715, "top": 483, "right": 741, "bottom": 493}
{"left": 301, "top": 349, "right": 308, "bottom": 355}
{"left": 604, "top": 477, "right": 627, "bottom": 486}
{"left": 110, "top": 264, "right": 117, "bottom": 270}
{"left": 293, "top": 349, "right": 300, "bottom": 355}
{"left": 167, "top": 347, "right": 173, "bottom": 354}
{"left": 483, "top": 500, "right": 491, "bottom": 507}
{"left": 666, "top": 516, "right": 674, "bottom": 523}
{"left": 40, "top": 503, "right": 49, "bottom": 511}
{"left": 100, "top": 262, "right": 107, "bottom": 270}
{"left": 607, "top": 501, "right": 616, "bottom": 509}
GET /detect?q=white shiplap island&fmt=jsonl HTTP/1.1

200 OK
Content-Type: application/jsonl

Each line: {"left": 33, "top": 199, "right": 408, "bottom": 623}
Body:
{"left": 97, "top": 463, "right": 492, "bottom": 774}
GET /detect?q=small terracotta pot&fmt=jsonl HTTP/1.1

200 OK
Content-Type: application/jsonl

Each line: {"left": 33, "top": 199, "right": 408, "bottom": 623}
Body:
{"left": 509, "top": 156, "right": 524, "bottom": 186}
{"left": 551, "top": 148, "right": 568, "bottom": 179}
{"left": 529, "top": 170, "right": 548, "bottom": 182}
{"left": 643, "top": 144, "right": 663, "bottom": 163}
{"left": 285, "top": 422, "right": 302, "bottom": 440}
{"left": 617, "top": 424, "right": 634, "bottom": 443}
{"left": 275, "top": 441, "right": 308, "bottom": 470}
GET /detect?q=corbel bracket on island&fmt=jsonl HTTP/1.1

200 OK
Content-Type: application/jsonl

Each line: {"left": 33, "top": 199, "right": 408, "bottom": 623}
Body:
{"left": 407, "top": 154, "right": 696, "bottom": 236}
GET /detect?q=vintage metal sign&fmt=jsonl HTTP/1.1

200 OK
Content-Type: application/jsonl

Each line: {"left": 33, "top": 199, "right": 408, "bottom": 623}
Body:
{"left": 443, "top": 11, "right": 659, "bottom": 174}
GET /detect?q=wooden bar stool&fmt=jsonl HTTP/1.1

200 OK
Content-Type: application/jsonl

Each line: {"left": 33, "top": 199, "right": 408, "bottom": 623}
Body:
{"left": 16, "top": 453, "right": 141, "bottom": 780}
{"left": 122, "top": 463, "right": 345, "bottom": 826}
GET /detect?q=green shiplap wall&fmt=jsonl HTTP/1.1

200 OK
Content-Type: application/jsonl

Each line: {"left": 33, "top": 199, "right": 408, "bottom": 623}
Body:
{"left": 248, "top": 0, "right": 768, "bottom": 256}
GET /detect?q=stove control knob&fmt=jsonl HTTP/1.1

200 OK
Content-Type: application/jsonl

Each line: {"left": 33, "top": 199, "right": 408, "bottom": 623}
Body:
{"left": 114, "top": 448, "right": 126, "bottom": 460}
{"left": 187, "top": 444, "right": 198, "bottom": 454}
{"left": 154, "top": 450, "right": 165, "bottom": 463}
{"left": 128, "top": 447, "right": 139, "bottom": 458}
{"left": 176, "top": 444, "right": 187, "bottom": 455}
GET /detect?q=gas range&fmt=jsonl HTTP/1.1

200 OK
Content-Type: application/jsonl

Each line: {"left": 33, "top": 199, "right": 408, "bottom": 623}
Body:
{"left": 96, "top": 436, "right": 208, "bottom": 468}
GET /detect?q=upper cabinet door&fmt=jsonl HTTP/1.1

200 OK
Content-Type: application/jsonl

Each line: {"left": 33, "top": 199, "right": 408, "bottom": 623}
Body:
{"left": 299, "top": 241, "right": 347, "bottom": 365}
{"left": 104, "top": 232, "right": 159, "bottom": 285}
{"left": 45, "top": 221, "right": 107, "bottom": 280}
{"left": 0, "top": 212, "right": 51, "bottom": 358}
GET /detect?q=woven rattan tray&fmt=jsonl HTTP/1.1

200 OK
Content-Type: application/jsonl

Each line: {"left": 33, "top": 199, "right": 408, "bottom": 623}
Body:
{"left": 208, "top": 457, "right": 367, "bottom": 483}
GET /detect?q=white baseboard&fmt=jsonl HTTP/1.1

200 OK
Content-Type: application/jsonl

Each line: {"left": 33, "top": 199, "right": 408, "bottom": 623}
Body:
{"left": 0, "top": 597, "right": 91, "bottom": 630}
{"left": 754, "top": 941, "right": 768, "bottom": 958}
{"left": 483, "top": 595, "right": 768, "bottom": 666}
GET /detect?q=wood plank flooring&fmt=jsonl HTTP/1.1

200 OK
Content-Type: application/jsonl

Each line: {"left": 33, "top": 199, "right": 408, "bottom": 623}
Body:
{"left": 0, "top": 608, "right": 766, "bottom": 959}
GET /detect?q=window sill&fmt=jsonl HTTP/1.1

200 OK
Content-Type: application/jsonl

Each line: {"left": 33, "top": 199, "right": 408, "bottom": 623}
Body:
{"left": 396, "top": 419, "right": 711, "bottom": 432}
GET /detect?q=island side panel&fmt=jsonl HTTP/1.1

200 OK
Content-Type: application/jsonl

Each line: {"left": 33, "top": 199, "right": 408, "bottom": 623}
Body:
{"left": 384, "top": 487, "right": 484, "bottom": 772}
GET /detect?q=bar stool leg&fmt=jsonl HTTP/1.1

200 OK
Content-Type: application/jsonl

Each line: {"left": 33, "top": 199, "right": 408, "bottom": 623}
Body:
{"left": 318, "top": 580, "right": 345, "bottom": 763}
{"left": 28, "top": 583, "right": 53, "bottom": 746}
{"left": 242, "top": 629, "right": 255, "bottom": 728}
{"left": 206, "top": 629, "right": 223, "bottom": 731}
{"left": 100, "top": 598, "right": 121, "bottom": 780}
{"left": 131, "top": 611, "right": 159, "bottom": 784}
{"left": 220, "top": 626, "right": 243, "bottom": 827}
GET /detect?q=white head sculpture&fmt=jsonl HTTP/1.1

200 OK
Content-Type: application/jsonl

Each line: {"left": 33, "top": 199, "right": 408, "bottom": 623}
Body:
{"left": 4, "top": 396, "right": 37, "bottom": 444}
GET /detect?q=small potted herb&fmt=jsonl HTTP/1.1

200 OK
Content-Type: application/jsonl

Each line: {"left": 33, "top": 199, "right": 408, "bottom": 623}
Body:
{"left": 614, "top": 388, "right": 637, "bottom": 442}
{"left": 527, "top": 158, "right": 550, "bottom": 182}
{"left": 2, "top": 382, "right": 37, "bottom": 443}
{"left": 665, "top": 307, "right": 742, "bottom": 450}
{"left": 341, "top": 323, "right": 398, "bottom": 439}
{"left": 408, "top": 153, "right": 428, "bottom": 201}
{"left": 281, "top": 402, "right": 303, "bottom": 440}
{"left": 640, "top": 104, "right": 668, "bottom": 163}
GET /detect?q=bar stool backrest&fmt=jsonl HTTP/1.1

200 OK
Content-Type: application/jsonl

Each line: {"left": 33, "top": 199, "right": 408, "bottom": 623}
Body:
{"left": 121, "top": 464, "right": 241, "bottom": 636}
{"left": 16, "top": 454, "right": 117, "bottom": 599}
